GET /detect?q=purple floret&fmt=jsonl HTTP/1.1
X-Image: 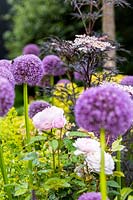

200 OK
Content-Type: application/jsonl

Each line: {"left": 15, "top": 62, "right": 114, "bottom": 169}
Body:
{"left": 0, "top": 78, "right": 15, "bottom": 116}
{"left": 37, "top": 75, "right": 50, "bottom": 88}
{"left": 11, "top": 54, "right": 44, "bottom": 86}
{"left": 121, "top": 76, "right": 133, "bottom": 86}
{"left": 23, "top": 44, "right": 40, "bottom": 56}
{"left": 0, "top": 59, "right": 11, "bottom": 71}
{"left": 0, "top": 67, "right": 15, "bottom": 87}
{"left": 78, "top": 192, "right": 101, "bottom": 200}
{"left": 42, "top": 55, "right": 66, "bottom": 76}
{"left": 75, "top": 84, "right": 133, "bottom": 137}
{"left": 74, "top": 71, "right": 84, "bottom": 81}
{"left": 28, "top": 100, "right": 51, "bottom": 118}
{"left": 57, "top": 79, "right": 70, "bottom": 84}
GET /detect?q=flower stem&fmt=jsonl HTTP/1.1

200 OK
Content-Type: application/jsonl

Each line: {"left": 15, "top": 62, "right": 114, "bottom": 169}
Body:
{"left": 0, "top": 142, "right": 12, "bottom": 199}
{"left": 116, "top": 137, "right": 122, "bottom": 200}
{"left": 52, "top": 150, "right": 56, "bottom": 172}
{"left": 23, "top": 83, "right": 33, "bottom": 187}
{"left": 57, "top": 129, "right": 62, "bottom": 171}
{"left": 100, "top": 128, "right": 107, "bottom": 200}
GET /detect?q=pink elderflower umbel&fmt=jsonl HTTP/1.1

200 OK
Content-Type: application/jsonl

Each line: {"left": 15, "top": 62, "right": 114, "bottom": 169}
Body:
{"left": 72, "top": 34, "right": 114, "bottom": 53}
{"left": 11, "top": 54, "right": 44, "bottom": 86}
{"left": 75, "top": 84, "right": 133, "bottom": 137}
{"left": 0, "top": 78, "right": 15, "bottom": 116}
{"left": 23, "top": 44, "right": 40, "bottom": 56}
{"left": 32, "top": 106, "right": 66, "bottom": 130}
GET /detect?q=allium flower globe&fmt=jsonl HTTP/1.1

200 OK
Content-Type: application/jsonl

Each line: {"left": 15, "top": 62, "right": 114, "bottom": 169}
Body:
{"left": 28, "top": 100, "right": 50, "bottom": 118}
{"left": 121, "top": 76, "right": 133, "bottom": 86}
{"left": 42, "top": 55, "right": 66, "bottom": 76}
{"left": 74, "top": 72, "right": 84, "bottom": 81}
{"left": 0, "top": 67, "right": 15, "bottom": 87}
{"left": 78, "top": 192, "right": 102, "bottom": 200}
{"left": 23, "top": 44, "right": 40, "bottom": 56}
{"left": 73, "top": 138, "right": 100, "bottom": 155}
{"left": 32, "top": 106, "right": 66, "bottom": 130}
{"left": 85, "top": 151, "right": 114, "bottom": 175}
{"left": 0, "top": 78, "right": 15, "bottom": 116}
{"left": 75, "top": 84, "right": 133, "bottom": 137}
{"left": 11, "top": 54, "right": 44, "bottom": 86}
{"left": 57, "top": 79, "right": 70, "bottom": 85}
{"left": 0, "top": 59, "right": 11, "bottom": 70}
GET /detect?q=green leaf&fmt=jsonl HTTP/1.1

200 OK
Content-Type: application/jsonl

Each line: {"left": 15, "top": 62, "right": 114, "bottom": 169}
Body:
{"left": 14, "top": 188, "right": 28, "bottom": 196}
{"left": 107, "top": 180, "right": 120, "bottom": 188}
{"left": 112, "top": 138, "right": 125, "bottom": 152}
{"left": 44, "top": 177, "right": 71, "bottom": 191}
{"left": 128, "top": 195, "right": 133, "bottom": 200}
{"left": 49, "top": 139, "right": 58, "bottom": 151}
{"left": 67, "top": 131, "right": 89, "bottom": 137}
{"left": 108, "top": 190, "right": 120, "bottom": 196}
{"left": 14, "top": 183, "right": 28, "bottom": 196}
{"left": 113, "top": 171, "right": 125, "bottom": 177}
{"left": 29, "top": 135, "right": 47, "bottom": 145}
{"left": 22, "top": 152, "right": 38, "bottom": 161}
{"left": 121, "top": 187, "right": 133, "bottom": 200}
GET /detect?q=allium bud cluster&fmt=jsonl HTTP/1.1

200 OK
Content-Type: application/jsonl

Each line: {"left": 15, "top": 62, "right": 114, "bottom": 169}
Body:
{"left": 11, "top": 54, "right": 44, "bottom": 86}
{"left": 28, "top": 100, "right": 50, "bottom": 118}
{"left": 23, "top": 44, "right": 40, "bottom": 56}
{"left": 0, "top": 78, "right": 15, "bottom": 116}
{"left": 121, "top": 76, "right": 133, "bottom": 86}
{"left": 78, "top": 192, "right": 102, "bottom": 200}
{"left": 75, "top": 84, "right": 133, "bottom": 137}
{"left": 42, "top": 55, "right": 66, "bottom": 76}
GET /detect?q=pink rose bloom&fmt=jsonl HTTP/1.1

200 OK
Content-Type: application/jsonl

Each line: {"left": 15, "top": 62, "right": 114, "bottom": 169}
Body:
{"left": 32, "top": 106, "right": 66, "bottom": 130}
{"left": 73, "top": 138, "right": 100, "bottom": 156}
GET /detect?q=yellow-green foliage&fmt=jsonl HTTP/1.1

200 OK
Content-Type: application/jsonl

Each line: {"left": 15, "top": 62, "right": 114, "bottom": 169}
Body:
{"left": 0, "top": 108, "right": 32, "bottom": 198}
{"left": 53, "top": 82, "right": 83, "bottom": 117}
{"left": 91, "top": 72, "right": 125, "bottom": 85}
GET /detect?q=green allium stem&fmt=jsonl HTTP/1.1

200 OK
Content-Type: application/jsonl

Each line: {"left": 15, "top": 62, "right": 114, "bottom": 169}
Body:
{"left": 50, "top": 76, "right": 54, "bottom": 104}
{"left": 57, "top": 129, "right": 62, "bottom": 171}
{"left": 116, "top": 137, "right": 122, "bottom": 200}
{"left": 52, "top": 150, "right": 56, "bottom": 173}
{"left": 0, "top": 143, "right": 12, "bottom": 199}
{"left": 100, "top": 128, "right": 107, "bottom": 200}
{"left": 23, "top": 83, "right": 33, "bottom": 187}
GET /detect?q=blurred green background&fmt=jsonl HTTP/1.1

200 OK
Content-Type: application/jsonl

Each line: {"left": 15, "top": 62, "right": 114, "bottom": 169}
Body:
{"left": 0, "top": 0, "right": 132, "bottom": 75}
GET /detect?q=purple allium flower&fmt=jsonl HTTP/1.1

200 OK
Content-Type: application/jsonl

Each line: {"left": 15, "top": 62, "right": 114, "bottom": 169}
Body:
{"left": 0, "top": 77, "right": 15, "bottom": 116}
{"left": 0, "top": 59, "right": 11, "bottom": 70}
{"left": 28, "top": 100, "right": 50, "bottom": 118}
{"left": 0, "top": 67, "right": 15, "bottom": 87}
{"left": 37, "top": 75, "right": 50, "bottom": 88}
{"left": 11, "top": 54, "right": 44, "bottom": 86}
{"left": 121, "top": 76, "right": 133, "bottom": 86}
{"left": 75, "top": 84, "right": 133, "bottom": 137}
{"left": 74, "top": 71, "right": 84, "bottom": 81}
{"left": 78, "top": 192, "right": 101, "bottom": 200}
{"left": 42, "top": 55, "right": 66, "bottom": 76}
{"left": 23, "top": 44, "right": 40, "bottom": 56}
{"left": 57, "top": 79, "right": 70, "bottom": 84}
